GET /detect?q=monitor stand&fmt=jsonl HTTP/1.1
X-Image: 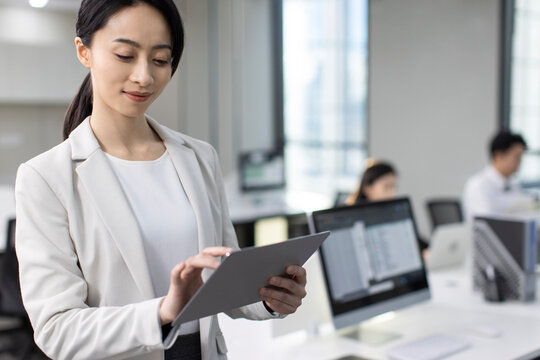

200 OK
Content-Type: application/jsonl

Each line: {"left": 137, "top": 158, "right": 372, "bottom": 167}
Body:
{"left": 339, "top": 325, "right": 401, "bottom": 345}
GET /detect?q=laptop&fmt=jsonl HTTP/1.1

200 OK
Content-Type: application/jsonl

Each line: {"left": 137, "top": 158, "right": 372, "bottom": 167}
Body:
{"left": 426, "top": 223, "right": 470, "bottom": 270}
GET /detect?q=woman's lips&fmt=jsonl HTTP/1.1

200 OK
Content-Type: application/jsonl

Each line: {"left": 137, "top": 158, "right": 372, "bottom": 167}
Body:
{"left": 124, "top": 91, "right": 151, "bottom": 102}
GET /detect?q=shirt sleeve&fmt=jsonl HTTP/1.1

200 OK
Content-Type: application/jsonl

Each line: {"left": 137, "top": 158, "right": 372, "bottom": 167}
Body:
{"left": 463, "top": 177, "right": 494, "bottom": 222}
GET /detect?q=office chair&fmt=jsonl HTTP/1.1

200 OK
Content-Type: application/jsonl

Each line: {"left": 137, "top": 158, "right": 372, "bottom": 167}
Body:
{"left": 426, "top": 198, "right": 464, "bottom": 232}
{"left": 333, "top": 191, "right": 351, "bottom": 207}
{"left": 0, "top": 219, "right": 48, "bottom": 359}
{"left": 286, "top": 213, "right": 310, "bottom": 239}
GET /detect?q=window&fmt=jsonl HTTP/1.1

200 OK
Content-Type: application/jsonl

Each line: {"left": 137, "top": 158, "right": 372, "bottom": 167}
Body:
{"left": 505, "top": 0, "right": 540, "bottom": 183}
{"left": 280, "top": 0, "right": 369, "bottom": 196}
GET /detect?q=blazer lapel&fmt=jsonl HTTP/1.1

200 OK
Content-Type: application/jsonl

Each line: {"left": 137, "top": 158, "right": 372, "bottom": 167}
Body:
{"left": 70, "top": 119, "right": 155, "bottom": 299}
{"left": 148, "top": 119, "right": 215, "bottom": 255}
{"left": 146, "top": 118, "right": 220, "bottom": 354}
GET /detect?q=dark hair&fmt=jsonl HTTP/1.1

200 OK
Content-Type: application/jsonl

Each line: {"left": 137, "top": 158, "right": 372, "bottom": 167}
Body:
{"left": 489, "top": 131, "right": 527, "bottom": 159}
{"left": 63, "top": 0, "right": 184, "bottom": 140}
{"left": 352, "top": 162, "right": 397, "bottom": 203}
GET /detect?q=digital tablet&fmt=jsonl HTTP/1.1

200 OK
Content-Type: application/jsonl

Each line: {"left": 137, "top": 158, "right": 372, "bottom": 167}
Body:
{"left": 172, "top": 231, "right": 330, "bottom": 326}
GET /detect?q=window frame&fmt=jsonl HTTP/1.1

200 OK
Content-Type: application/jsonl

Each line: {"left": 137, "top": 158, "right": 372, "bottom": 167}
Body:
{"left": 500, "top": 0, "right": 515, "bottom": 130}
{"left": 500, "top": 0, "right": 540, "bottom": 187}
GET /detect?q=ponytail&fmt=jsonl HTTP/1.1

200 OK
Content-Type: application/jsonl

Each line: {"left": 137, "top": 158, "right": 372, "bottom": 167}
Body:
{"left": 63, "top": 73, "right": 93, "bottom": 140}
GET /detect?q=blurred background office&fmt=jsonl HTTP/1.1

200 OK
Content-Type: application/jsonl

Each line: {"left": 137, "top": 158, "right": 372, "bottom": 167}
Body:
{"left": 0, "top": 0, "right": 517, "bottom": 240}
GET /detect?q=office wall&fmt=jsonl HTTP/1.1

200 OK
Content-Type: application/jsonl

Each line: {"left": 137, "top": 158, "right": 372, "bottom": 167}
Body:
{"left": 0, "top": 6, "right": 77, "bottom": 184}
{"left": 149, "top": 0, "right": 275, "bottom": 175}
{"left": 369, "top": 0, "right": 500, "bottom": 237}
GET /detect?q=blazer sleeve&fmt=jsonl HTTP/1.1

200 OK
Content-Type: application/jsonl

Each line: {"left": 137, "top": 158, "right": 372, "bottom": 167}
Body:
{"left": 15, "top": 163, "right": 168, "bottom": 360}
{"left": 208, "top": 147, "right": 284, "bottom": 321}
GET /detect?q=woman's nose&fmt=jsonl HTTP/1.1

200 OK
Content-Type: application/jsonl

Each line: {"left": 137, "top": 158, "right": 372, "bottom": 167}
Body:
{"left": 130, "top": 59, "right": 154, "bottom": 87}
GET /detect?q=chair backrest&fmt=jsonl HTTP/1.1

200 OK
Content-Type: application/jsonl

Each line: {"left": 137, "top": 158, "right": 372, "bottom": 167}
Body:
{"left": 426, "top": 199, "right": 464, "bottom": 232}
{"left": 2, "top": 218, "right": 26, "bottom": 316}
{"left": 334, "top": 191, "right": 351, "bottom": 207}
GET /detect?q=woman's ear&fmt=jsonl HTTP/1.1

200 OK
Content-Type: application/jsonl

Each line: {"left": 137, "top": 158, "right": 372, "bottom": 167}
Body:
{"left": 75, "top": 37, "right": 91, "bottom": 68}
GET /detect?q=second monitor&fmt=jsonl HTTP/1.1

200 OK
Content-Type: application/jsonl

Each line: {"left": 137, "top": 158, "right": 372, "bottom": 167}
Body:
{"left": 310, "top": 198, "right": 430, "bottom": 336}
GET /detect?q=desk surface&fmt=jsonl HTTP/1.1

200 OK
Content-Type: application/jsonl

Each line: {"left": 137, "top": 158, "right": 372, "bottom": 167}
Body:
{"left": 218, "top": 259, "right": 540, "bottom": 360}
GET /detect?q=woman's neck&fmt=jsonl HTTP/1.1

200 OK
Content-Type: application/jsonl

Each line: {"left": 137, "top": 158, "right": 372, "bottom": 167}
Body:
{"left": 89, "top": 108, "right": 165, "bottom": 161}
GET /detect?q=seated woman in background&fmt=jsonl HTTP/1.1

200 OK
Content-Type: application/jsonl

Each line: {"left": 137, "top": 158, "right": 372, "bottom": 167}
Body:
{"left": 346, "top": 160, "right": 429, "bottom": 252}
{"left": 345, "top": 160, "right": 397, "bottom": 205}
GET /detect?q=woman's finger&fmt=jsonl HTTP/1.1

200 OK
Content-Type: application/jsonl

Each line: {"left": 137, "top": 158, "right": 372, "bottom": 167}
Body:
{"left": 169, "top": 262, "right": 186, "bottom": 285}
{"left": 180, "top": 253, "right": 223, "bottom": 279}
{"left": 201, "top": 246, "right": 234, "bottom": 257}
{"left": 286, "top": 265, "right": 307, "bottom": 286}
{"left": 267, "top": 276, "right": 306, "bottom": 298}
{"left": 262, "top": 298, "right": 298, "bottom": 315}
{"left": 260, "top": 287, "right": 302, "bottom": 309}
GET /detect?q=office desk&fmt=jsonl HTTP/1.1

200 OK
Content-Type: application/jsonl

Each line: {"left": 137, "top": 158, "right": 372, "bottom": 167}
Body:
{"left": 218, "top": 261, "right": 540, "bottom": 360}
{"left": 228, "top": 190, "right": 332, "bottom": 247}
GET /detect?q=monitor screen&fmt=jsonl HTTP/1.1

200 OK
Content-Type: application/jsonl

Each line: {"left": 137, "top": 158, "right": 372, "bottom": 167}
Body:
{"left": 310, "top": 198, "right": 430, "bottom": 329}
{"left": 239, "top": 150, "right": 285, "bottom": 191}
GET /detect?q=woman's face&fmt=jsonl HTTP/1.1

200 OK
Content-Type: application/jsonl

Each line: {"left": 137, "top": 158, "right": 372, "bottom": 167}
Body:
{"left": 76, "top": 4, "right": 173, "bottom": 119}
{"left": 364, "top": 173, "right": 397, "bottom": 202}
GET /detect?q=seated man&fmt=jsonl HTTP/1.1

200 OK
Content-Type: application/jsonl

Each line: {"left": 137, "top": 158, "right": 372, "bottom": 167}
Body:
{"left": 463, "top": 131, "right": 537, "bottom": 222}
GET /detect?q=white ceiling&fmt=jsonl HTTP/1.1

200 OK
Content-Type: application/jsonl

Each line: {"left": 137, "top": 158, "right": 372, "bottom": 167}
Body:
{"left": 0, "top": 0, "right": 80, "bottom": 12}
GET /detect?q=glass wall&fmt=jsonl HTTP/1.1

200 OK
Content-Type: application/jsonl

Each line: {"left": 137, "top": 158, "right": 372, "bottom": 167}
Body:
{"left": 282, "top": 0, "right": 369, "bottom": 196}
{"left": 508, "top": 0, "right": 540, "bottom": 183}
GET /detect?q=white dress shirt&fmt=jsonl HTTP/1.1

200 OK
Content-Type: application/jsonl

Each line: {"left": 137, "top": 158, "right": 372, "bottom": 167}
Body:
{"left": 463, "top": 165, "right": 536, "bottom": 222}
{"left": 106, "top": 151, "right": 200, "bottom": 335}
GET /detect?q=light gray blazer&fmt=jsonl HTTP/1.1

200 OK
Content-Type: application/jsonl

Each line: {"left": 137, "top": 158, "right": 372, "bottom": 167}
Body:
{"left": 15, "top": 117, "right": 275, "bottom": 360}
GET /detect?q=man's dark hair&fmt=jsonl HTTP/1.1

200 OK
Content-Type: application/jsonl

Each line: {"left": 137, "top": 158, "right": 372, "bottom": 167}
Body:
{"left": 490, "top": 131, "right": 527, "bottom": 159}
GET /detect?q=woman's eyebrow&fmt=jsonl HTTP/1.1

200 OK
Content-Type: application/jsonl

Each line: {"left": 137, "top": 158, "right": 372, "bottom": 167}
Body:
{"left": 113, "top": 38, "right": 172, "bottom": 51}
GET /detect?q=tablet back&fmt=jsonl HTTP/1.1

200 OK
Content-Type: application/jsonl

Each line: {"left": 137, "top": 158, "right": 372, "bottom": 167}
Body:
{"left": 173, "top": 231, "right": 330, "bottom": 326}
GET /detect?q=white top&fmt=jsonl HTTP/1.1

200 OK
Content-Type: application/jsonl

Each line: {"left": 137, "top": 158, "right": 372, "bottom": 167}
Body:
{"left": 106, "top": 151, "right": 200, "bottom": 335}
{"left": 462, "top": 165, "right": 536, "bottom": 222}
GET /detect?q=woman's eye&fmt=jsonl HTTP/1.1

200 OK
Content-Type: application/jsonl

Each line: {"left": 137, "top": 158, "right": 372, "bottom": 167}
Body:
{"left": 154, "top": 59, "right": 170, "bottom": 66}
{"left": 116, "top": 54, "right": 133, "bottom": 61}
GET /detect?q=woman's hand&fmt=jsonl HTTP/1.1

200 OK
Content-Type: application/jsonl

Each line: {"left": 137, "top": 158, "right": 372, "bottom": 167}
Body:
{"left": 159, "top": 246, "right": 232, "bottom": 325}
{"left": 259, "top": 265, "right": 307, "bottom": 315}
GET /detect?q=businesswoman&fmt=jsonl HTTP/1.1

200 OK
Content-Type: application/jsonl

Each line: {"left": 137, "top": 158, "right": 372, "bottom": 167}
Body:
{"left": 14, "top": 1, "right": 307, "bottom": 359}
{"left": 345, "top": 160, "right": 398, "bottom": 205}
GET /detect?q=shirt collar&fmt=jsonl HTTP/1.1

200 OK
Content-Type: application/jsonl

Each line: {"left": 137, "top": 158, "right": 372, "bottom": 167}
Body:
{"left": 485, "top": 165, "right": 511, "bottom": 190}
{"left": 69, "top": 114, "right": 185, "bottom": 161}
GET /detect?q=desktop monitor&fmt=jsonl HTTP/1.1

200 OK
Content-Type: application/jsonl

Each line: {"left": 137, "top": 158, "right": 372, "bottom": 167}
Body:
{"left": 239, "top": 150, "right": 285, "bottom": 192}
{"left": 310, "top": 198, "right": 430, "bottom": 332}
